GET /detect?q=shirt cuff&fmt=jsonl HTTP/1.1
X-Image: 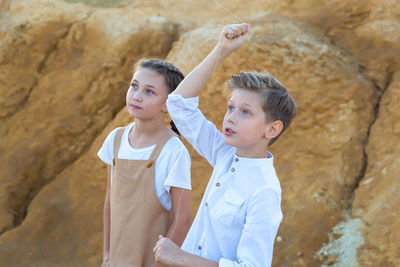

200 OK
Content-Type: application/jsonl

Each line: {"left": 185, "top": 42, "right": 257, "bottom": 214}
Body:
{"left": 167, "top": 94, "right": 199, "bottom": 110}
{"left": 219, "top": 258, "right": 235, "bottom": 267}
{"left": 163, "top": 182, "right": 192, "bottom": 193}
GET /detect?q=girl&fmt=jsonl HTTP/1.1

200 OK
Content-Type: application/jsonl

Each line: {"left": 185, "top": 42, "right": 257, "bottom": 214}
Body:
{"left": 98, "top": 59, "right": 192, "bottom": 267}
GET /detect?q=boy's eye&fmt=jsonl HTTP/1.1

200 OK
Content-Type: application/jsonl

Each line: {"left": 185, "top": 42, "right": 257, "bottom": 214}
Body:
{"left": 146, "top": 89, "right": 154, "bottom": 95}
{"left": 242, "top": 109, "right": 250, "bottom": 115}
{"left": 228, "top": 106, "right": 234, "bottom": 111}
{"left": 131, "top": 83, "right": 138, "bottom": 89}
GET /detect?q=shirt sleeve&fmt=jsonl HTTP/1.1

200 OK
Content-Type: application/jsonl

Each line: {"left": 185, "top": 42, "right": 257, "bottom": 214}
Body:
{"left": 97, "top": 127, "right": 119, "bottom": 165}
{"left": 166, "top": 94, "right": 230, "bottom": 167}
{"left": 162, "top": 137, "right": 192, "bottom": 192}
{"left": 219, "top": 188, "right": 283, "bottom": 267}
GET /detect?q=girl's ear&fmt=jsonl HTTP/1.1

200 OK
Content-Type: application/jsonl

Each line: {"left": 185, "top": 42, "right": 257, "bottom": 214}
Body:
{"left": 264, "top": 120, "right": 283, "bottom": 140}
{"left": 162, "top": 103, "right": 168, "bottom": 113}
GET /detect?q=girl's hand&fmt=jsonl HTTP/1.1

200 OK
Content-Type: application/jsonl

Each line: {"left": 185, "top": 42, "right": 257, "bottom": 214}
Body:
{"left": 103, "top": 253, "right": 110, "bottom": 264}
{"left": 218, "top": 23, "right": 250, "bottom": 55}
{"left": 153, "top": 235, "right": 184, "bottom": 265}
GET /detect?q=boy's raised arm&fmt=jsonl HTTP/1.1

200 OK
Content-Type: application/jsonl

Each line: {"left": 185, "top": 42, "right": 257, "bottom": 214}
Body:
{"left": 172, "top": 23, "right": 250, "bottom": 98}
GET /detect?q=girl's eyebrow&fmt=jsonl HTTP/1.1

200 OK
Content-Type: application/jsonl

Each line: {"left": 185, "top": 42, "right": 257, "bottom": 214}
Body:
{"left": 242, "top": 102, "right": 253, "bottom": 108}
{"left": 132, "top": 79, "right": 156, "bottom": 88}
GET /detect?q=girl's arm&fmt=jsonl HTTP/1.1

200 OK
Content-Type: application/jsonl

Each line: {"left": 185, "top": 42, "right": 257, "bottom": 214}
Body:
{"left": 151, "top": 187, "right": 192, "bottom": 267}
{"left": 172, "top": 23, "right": 250, "bottom": 98}
{"left": 166, "top": 187, "right": 192, "bottom": 245}
{"left": 103, "top": 165, "right": 111, "bottom": 263}
{"left": 154, "top": 237, "right": 218, "bottom": 267}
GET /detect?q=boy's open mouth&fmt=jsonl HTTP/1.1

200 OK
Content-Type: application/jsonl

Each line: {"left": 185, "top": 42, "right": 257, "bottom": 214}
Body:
{"left": 224, "top": 127, "right": 236, "bottom": 136}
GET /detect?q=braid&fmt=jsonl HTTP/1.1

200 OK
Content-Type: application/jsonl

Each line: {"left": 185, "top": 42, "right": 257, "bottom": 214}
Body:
{"left": 164, "top": 63, "right": 185, "bottom": 80}
{"left": 137, "top": 59, "right": 184, "bottom": 93}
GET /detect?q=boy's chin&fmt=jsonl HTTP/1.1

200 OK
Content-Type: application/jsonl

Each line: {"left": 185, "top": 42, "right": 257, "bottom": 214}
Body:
{"left": 223, "top": 137, "right": 237, "bottom": 147}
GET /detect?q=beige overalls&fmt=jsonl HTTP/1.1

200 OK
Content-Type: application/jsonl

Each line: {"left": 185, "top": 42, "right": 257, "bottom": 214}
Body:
{"left": 105, "top": 127, "right": 174, "bottom": 267}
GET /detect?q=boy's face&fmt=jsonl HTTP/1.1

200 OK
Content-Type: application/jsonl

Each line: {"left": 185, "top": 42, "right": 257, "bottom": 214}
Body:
{"left": 126, "top": 67, "right": 168, "bottom": 120}
{"left": 222, "top": 88, "right": 274, "bottom": 157}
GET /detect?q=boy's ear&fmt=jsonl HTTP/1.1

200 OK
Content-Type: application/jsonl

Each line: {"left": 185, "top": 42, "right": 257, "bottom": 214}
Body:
{"left": 265, "top": 120, "right": 283, "bottom": 140}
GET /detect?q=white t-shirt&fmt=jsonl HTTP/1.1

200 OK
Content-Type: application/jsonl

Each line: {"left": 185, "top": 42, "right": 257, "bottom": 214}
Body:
{"left": 97, "top": 122, "right": 191, "bottom": 211}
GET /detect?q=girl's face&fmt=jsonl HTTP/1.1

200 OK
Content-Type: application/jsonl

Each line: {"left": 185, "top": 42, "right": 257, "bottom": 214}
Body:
{"left": 126, "top": 67, "right": 169, "bottom": 121}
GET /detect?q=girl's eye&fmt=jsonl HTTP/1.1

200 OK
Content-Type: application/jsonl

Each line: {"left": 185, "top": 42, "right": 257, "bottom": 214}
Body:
{"left": 242, "top": 109, "right": 250, "bottom": 115}
{"left": 131, "top": 84, "right": 138, "bottom": 89}
{"left": 228, "top": 106, "right": 234, "bottom": 111}
{"left": 146, "top": 89, "right": 154, "bottom": 95}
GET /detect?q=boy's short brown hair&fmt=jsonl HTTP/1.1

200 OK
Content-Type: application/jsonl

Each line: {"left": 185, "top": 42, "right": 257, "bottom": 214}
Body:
{"left": 228, "top": 71, "right": 297, "bottom": 145}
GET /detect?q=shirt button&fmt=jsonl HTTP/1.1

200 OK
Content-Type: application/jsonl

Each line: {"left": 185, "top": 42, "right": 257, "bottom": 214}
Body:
{"left": 205, "top": 202, "right": 208, "bottom": 207}
{"left": 231, "top": 167, "right": 235, "bottom": 172}
{"left": 198, "top": 245, "right": 202, "bottom": 250}
{"left": 216, "top": 182, "right": 220, "bottom": 187}
{"left": 234, "top": 158, "right": 239, "bottom": 162}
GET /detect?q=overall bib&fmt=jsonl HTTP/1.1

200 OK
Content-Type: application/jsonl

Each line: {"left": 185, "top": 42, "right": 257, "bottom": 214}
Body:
{"left": 105, "top": 127, "right": 174, "bottom": 267}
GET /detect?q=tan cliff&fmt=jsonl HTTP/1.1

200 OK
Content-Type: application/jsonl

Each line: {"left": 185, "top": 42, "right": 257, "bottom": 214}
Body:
{"left": 0, "top": 0, "right": 399, "bottom": 266}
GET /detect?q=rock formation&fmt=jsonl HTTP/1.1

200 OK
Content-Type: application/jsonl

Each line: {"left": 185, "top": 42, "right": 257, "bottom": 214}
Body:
{"left": 0, "top": 0, "right": 399, "bottom": 266}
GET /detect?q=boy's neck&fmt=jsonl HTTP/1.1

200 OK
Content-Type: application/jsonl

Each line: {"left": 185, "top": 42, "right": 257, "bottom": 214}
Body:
{"left": 235, "top": 145, "right": 270, "bottom": 159}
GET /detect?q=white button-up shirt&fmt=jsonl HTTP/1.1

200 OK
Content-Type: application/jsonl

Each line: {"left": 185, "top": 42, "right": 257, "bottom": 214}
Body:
{"left": 167, "top": 94, "right": 283, "bottom": 267}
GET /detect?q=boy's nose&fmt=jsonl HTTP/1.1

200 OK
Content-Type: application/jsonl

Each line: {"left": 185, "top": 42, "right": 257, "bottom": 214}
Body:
{"left": 227, "top": 112, "right": 237, "bottom": 124}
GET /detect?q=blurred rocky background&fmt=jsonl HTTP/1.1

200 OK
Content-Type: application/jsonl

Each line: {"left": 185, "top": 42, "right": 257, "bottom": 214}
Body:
{"left": 0, "top": 0, "right": 399, "bottom": 266}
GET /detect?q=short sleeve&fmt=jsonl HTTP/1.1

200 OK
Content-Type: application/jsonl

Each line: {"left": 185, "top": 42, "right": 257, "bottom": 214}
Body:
{"left": 161, "top": 137, "right": 192, "bottom": 192}
{"left": 97, "top": 127, "right": 119, "bottom": 165}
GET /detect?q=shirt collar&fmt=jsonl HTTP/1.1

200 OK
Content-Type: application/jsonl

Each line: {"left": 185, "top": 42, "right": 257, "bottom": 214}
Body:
{"left": 232, "top": 151, "right": 274, "bottom": 169}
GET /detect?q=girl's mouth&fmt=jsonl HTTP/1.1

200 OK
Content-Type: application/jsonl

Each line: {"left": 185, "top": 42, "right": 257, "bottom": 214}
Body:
{"left": 130, "top": 104, "right": 142, "bottom": 110}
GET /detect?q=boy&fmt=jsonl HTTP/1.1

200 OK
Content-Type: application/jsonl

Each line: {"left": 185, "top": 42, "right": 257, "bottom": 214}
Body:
{"left": 153, "top": 23, "right": 297, "bottom": 267}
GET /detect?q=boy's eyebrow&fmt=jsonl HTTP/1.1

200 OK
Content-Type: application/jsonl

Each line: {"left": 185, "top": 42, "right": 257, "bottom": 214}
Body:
{"left": 132, "top": 79, "right": 156, "bottom": 88}
{"left": 227, "top": 100, "right": 254, "bottom": 109}
{"left": 237, "top": 102, "right": 254, "bottom": 109}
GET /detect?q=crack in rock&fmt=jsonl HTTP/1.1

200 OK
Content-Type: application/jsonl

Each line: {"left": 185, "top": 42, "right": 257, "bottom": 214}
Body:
{"left": 315, "top": 71, "right": 393, "bottom": 266}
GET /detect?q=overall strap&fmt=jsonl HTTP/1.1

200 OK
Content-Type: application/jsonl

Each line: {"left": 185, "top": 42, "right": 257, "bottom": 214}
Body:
{"left": 112, "top": 127, "right": 125, "bottom": 166}
{"left": 148, "top": 130, "right": 177, "bottom": 163}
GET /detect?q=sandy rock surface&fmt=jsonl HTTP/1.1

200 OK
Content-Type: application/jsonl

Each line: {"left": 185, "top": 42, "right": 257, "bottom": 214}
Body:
{"left": 0, "top": 0, "right": 399, "bottom": 266}
{"left": 351, "top": 72, "right": 400, "bottom": 266}
{"left": 0, "top": 0, "right": 181, "bottom": 233}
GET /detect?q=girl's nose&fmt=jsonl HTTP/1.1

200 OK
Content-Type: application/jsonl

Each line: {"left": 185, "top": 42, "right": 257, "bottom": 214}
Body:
{"left": 132, "top": 90, "right": 142, "bottom": 102}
